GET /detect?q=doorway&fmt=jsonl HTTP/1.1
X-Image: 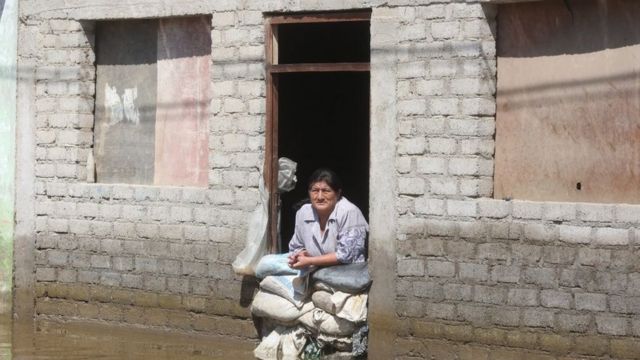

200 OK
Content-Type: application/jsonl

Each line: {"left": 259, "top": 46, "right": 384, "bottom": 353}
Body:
{"left": 265, "top": 11, "right": 371, "bottom": 252}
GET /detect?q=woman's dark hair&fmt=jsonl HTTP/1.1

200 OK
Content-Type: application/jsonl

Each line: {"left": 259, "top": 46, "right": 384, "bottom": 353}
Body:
{"left": 307, "top": 168, "right": 343, "bottom": 193}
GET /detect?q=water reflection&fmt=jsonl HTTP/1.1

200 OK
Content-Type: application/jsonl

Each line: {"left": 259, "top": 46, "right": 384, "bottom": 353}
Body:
{"left": 0, "top": 315, "right": 256, "bottom": 360}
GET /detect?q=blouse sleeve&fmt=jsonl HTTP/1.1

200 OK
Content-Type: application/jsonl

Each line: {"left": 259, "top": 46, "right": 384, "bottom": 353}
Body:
{"left": 335, "top": 226, "right": 367, "bottom": 263}
{"left": 288, "top": 210, "right": 305, "bottom": 254}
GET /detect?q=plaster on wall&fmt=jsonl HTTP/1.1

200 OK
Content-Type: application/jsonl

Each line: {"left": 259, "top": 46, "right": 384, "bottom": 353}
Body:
{"left": 0, "top": 0, "right": 18, "bottom": 314}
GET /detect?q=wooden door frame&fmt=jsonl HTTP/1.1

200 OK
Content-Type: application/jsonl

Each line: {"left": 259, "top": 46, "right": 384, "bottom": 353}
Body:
{"left": 264, "top": 10, "right": 371, "bottom": 252}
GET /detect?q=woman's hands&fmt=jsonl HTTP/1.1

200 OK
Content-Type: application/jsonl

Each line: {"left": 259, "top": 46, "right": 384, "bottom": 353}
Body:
{"left": 288, "top": 250, "right": 340, "bottom": 269}
{"left": 288, "top": 250, "right": 313, "bottom": 269}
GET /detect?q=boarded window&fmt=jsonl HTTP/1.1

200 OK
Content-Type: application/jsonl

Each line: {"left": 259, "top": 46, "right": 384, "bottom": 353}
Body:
{"left": 94, "top": 17, "right": 210, "bottom": 186}
{"left": 494, "top": 0, "right": 640, "bottom": 203}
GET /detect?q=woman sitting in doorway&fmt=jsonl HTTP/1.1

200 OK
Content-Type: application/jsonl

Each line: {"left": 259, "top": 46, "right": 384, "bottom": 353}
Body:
{"left": 288, "top": 168, "right": 369, "bottom": 269}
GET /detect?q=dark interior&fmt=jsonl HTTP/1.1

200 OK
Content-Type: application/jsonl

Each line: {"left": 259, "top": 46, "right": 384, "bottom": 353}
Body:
{"left": 277, "top": 21, "right": 370, "bottom": 63}
{"left": 277, "top": 72, "right": 370, "bottom": 251}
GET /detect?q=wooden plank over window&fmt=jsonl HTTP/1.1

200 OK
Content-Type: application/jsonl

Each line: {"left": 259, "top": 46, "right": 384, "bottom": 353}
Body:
{"left": 268, "top": 11, "right": 371, "bottom": 25}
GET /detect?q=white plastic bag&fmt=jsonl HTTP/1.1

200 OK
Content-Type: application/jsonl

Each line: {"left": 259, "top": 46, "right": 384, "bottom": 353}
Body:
{"left": 232, "top": 175, "right": 269, "bottom": 275}
{"left": 232, "top": 158, "right": 298, "bottom": 276}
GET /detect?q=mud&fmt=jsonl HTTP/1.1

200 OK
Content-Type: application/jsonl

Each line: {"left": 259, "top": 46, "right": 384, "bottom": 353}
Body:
{"left": 0, "top": 314, "right": 256, "bottom": 359}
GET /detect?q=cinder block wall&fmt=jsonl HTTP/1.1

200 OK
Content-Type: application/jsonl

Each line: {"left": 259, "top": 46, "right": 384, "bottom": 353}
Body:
{"left": 16, "top": 0, "right": 640, "bottom": 357}
{"left": 393, "top": 2, "right": 640, "bottom": 359}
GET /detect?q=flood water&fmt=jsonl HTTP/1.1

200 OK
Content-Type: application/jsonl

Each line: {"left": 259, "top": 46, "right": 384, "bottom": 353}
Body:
{"left": 0, "top": 315, "right": 256, "bottom": 359}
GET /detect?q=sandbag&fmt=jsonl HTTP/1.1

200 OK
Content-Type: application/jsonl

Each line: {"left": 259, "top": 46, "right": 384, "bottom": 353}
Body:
{"left": 298, "top": 309, "right": 356, "bottom": 337}
{"left": 311, "top": 262, "right": 371, "bottom": 293}
{"left": 253, "top": 325, "right": 307, "bottom": 360}
{"left": 317, "top": 333, "right": 352, "bottom": 352}
{"left": 251, "top": 290, "right": 314, "bottom": 324}
{"left": 311, "top": 290, "right": 368, "bottom": 323}
{"left": 255, "top": 253, "right": 298, "bottom": 279}
{"left": 260, "top": 275, "right": 306, "bottom": 308}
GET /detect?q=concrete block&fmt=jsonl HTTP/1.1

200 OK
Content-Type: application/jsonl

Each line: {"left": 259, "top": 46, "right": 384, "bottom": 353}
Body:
{"left": 459, "top": 263, "right": 489, "bottom": 282}
{"left": 398, "top": 99, "right": 426, "bottom": 115}
{"left": 575, "top": 293, "right": 607, "bottom": 311}
{"left": 416, "top": 237, "right": 445, "bottom": 256}
{"left": 577, "top": 203, "right": 615, "bottom": 222}
{"left": 399, "top": 177, "right": 425, "bottom": 195}
{"left": 474, "top": 285, "right": 506, "bottom": 305}
{"left": 398, "top": 61, "right": 427, "bottom": 78}
{"left": 415, "top": 198, "right": 445, "bottom": 215}
{"left": 491, "top": 265, "right": 520, "bottom": 283}
{"left": 522, "top": 309, "right": 554, "bottom": 328}
{"left": 594, "top": 228, "right": 629, "bottom": 246}
{"left": 416, "top": 79, "right": 445, "bottom": 96}
{"left": 90, "top": 255, "right": 110, "bottom": 269}
{"left": 477, "top": 243, "right": 509, "bottom": 261}
{"left": 36, "top": 267, "right": 57, "bottom": 282}
{"left": 491, "top": 307, "right": 520, "bottom": 326}
{"left": 429, "top": 59, "right": 457, "bottom": 77}
{"left": 612, "top": 338, "right": 640, "bottom": 359}
{"left": 542, "top": 246, "right": 576, "bottom": 265}
{"left": 513, "top": 201, "right": 543, "bottom": 219}
{"left": 557, "top": 313, "right": 591, "bottom": 333}
{"left": 459, "top": 138, "right": 494, "bottom": 156}
{"left": 398, "top": 137, "right": 426, "bottom": 154}
{"left": 398, "top": 258, "right": 425, "bottom": 276}
{"left": 540, "top": 290, "right": 572, "bottom": 309}
{"left": 100, "top": 272, "right": 121, "bottom": 287}
{"left": 431, "top": 21, "right": 459, "bottom": 40}
{"left": 459, "top": 304, "right": 491, "bottom": 325}
{"left": 578, "top": 248, "right": 611, "bottom": 267}
{"left": 446, "top": 241, "right": 475, "bottom": 260}
{"left": 400, "top": 23, "right": 427, "bottom": 41}
{"left": 558, "top": 225, "right": 591, "bottom": 244}
{"left": 544, "top": 203, "right": 576, "bottom": 221}
{"left": 413, "top": 281, "right": 444, "bottom": 300}
{"left": 596, "top": 315, "right": 628, "bottom": 336}
{"left": 523, "top": 267, "right": 557, "bottom": 288}
{"left": 443, "top": 283, "right": 472, "bottom": 301}
{"left": 429, "top": 178, "right": 457, "bottom": 195}
{"left": 425, "top": 302, "right": 456, "bottom": 320}
{"left": 429, "top": 98, "right": 458, "bottom": 115}
{"left": 426, "top": 260, "right": 455, "bottom": 277}
{"left": 478, "top": 198, "right": 509, "bottom": 218}
{"left": 506, "top": 287, "right": 538, "bottom": 306}
{"left": 447, "top": 200, "right": 477, "bottom": 217}
{"left": 524, "top": 223, "right": 557, "bottom": 242}
{"left": 616, "top": 204, "right": 640, "bottom": 223}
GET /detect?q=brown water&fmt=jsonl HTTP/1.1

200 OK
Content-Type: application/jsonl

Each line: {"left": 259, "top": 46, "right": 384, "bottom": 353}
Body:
{"left": 0, "top": 315, "right": 256, "bottom": 360}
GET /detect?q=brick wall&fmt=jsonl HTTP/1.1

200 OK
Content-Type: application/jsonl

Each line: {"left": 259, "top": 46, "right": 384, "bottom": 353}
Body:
{"left": 394, "top": 2, "right": 640, "bottom": 358}
{"left": 28, "top": 13, "right": 264, "bottom": 336}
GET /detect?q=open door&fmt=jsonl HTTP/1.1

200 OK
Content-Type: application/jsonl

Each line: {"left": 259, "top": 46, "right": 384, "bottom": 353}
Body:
{"left": 265, "top": 11, "right": 371, "bottom": 252}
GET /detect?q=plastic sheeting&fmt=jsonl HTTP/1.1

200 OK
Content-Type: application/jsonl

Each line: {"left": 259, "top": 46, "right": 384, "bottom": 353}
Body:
{"left": 232, "top": 158, "right": 298, "bottom": 276}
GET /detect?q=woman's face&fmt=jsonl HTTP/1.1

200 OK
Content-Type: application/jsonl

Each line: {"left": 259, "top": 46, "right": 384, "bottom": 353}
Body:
{"left": 309, "top": 180, "right": 339, "bottom": 216}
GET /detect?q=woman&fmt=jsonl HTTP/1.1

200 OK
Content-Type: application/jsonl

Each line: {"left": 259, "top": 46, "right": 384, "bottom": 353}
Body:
{"left": 288, "top": 168, "right": 368, "bottom": 269}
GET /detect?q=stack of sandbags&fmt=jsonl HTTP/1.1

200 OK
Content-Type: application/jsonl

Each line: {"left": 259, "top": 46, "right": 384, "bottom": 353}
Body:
{"left": 251, "top": 255, "right": 371, "bottom": 359}
{"left": 304, "top": 262, "right": 371, "bottom": 356}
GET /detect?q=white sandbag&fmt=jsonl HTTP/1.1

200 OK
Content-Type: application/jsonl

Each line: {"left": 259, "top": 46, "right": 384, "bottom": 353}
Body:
{"left": 317, "top": 333, "right": 352, "bottom": 352}
{"left": 253, "top": 325, "right": 307, "bottom": 360}
{"left": 260, "top": 275, "right": 306, "bottom": 308}
{"left": 313, "top": 280, "right": 337, "bottom": 293}
{"left": 251, "top": 290, "right": 314, "bottom": 323}
{"left": 280, "top": 326, "right": 307, "bottom": 360}
{"left": 254, "top": 327, "right": 281, "bottom": 360}
{"left": 312, "top": 290, "right": 368, "bottom": 323}
{"left": 255, "top": 253, "right": 298, "bottom": 279}
{"left": 299, "top": 309, "right": 356, "bottom": 336}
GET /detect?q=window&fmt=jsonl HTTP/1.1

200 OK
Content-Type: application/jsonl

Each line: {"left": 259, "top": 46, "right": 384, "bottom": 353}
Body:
{"left": 494, "top": 0, "right": 640, "bottom": 203}
{"left": 265, "top": 11, "right": 371, "bottom": 251}
{"left": 93, "top": 16, "right": 211, "bottom": 186}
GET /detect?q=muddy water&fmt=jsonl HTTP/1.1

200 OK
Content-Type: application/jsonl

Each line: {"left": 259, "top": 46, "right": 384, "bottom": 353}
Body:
{"left": 0, "top": 315, "right": 256, "bottom": 359}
